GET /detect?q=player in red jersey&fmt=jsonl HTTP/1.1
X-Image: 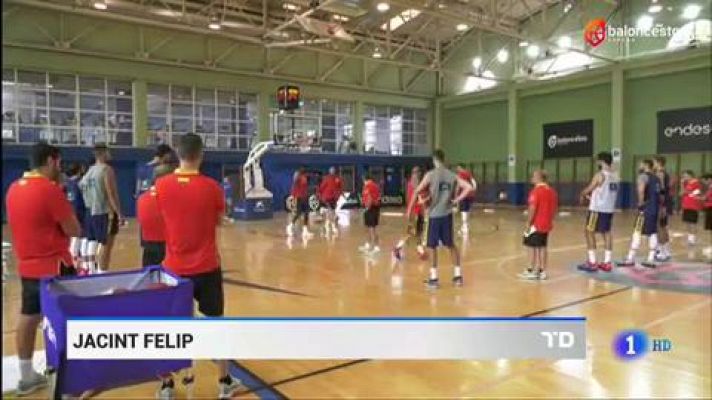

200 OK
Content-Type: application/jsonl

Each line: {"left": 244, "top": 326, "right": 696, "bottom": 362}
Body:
{"left": 518, "top": 170, "right": 558, "bottom": 281}
{"left": 455, "top": 164, "right": 477, "bottom": 235}
{"left": 702, "top": 173, "right": 712, "bottom": 259}
{"left": 136, "top": 165, "right": 174, "bottom": 267}
{"left": 287, "top": 166, "right": 314, "bottom": 238}
{"left": 680, "top": 170, "right": 704, "bottom": 246}
{"left": 359, "top": 174, "right": 382, "bottom": 255}
{"left": 6, "top": 142, "right": 81, "bottom": 395}
{"left": 394, "top": 166, "right": 429, "bottom": 260}
{"left": 318, "top": 166, "right": 343, "bottom": 237}
{"left": 154, "top": 134, "right": 241, "bottom": 399}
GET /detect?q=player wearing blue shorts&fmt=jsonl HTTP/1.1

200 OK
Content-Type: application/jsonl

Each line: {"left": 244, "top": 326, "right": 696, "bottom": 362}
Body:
{"left": 618, "top": 159, "right": 661, "bottom": 268}
{"left": 406, "top": 150, "right": 474, "bottom": 289}
{"left": 653, "top": 156, "right": 673, "bottom": 261}
{"left": 578, "top": 152, "right": 619, "bottom": 272}
{"left": 79, "top": 144, "right": 124, "bottom": 272}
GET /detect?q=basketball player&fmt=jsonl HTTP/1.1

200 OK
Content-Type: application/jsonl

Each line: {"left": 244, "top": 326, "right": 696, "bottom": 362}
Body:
{"left": 702, "top": 173, "right": 712, "bottom": 258}
{"left": 653, "top": 156, "right": 673, "bottom": 261}
{"left": 154, "top": 133, "right": 240, "bottom": 399}
{"left": 577, "top": 152, "right": 619, "bottom": 272}
{"left": 617, "top": 160, "right": 661, "bottom": 268}
{"left": 137, "top": 164, "right": 174, "bottom": 267}
{"left": 6, "top": 142, "right": 80, "bottom": 395}
{"left": 455, "top": 164, "right": 477, "bottom": 235}
{"left": 287, "top": 166, "right": 314, "bottom": 238}
{"left": 136, "top": 144, "right": 173, "bottom": 196}
{"left": 359, "top": 174, "right": 382, "bottom": 254}
{"left": 404, "top": 166, "right": 428, "bottom": 259}
{"left": 680, "top": 170, "right": 703, "bottom": 246}
{"left": 519, "top": 170, "right": 558, "bottom": 280}
{"left": 80, "top": 144, "right": 123, "bottom": 273}
{"left": 407, "top": 150, "right": 474, "bottom": 289}
{"left": 318, "top": 166, "right": 343, "bottom": 237}
{"left": 64, "top": 163, "right": 87, "bottom": 270}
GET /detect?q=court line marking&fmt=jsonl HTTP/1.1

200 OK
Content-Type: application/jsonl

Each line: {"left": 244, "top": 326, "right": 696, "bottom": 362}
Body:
{"left": 520, "top": 286, "right": 633, "bottom": 317}
{"left": 234, "top": 360, "right": 368, "bottom": 397}
{"left": 642, "top": 298, "right": 712, "bottom": 330}
{"left": 229, "top": 360, "right": 289, "bottom": 400}
{"left": 222, "top": 277, "right": 314, "bottom": 298}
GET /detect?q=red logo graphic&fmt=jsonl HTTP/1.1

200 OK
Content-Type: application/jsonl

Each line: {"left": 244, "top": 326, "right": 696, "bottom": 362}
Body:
{"left": 584, "top": 18, "right": 607, "bottom": 47}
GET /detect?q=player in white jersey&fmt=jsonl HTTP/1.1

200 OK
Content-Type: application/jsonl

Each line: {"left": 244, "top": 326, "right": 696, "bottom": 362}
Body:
{"left": 578, "top": 152, "right": 619, "bottom": 272}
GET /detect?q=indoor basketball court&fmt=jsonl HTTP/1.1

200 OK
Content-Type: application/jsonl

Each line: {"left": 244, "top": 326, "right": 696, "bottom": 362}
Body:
{"left": 2, "top": 0, "right": 711, "bottom": 399}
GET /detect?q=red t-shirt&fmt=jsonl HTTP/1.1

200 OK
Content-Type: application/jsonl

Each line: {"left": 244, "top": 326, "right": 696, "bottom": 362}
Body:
{"left": 137, "top": 187, "right": 165, "bottom": 242}
{"left": 682, "top": 179, "right": 703, "bottom": 211}
{"left": 319, "top": 174, "right": 343, "bottom": 202}
{"left": 291, "top": 173, "right": 309, "bottom": 199}
{"left": 457, "top": 170, "right": 476, "bottom": 199}
{"left": 362, "top": 180, "right": 381, "bottom": 208}
{"left": 155, "top": 169, "right": 224, "bottom": 276}
{"left": 528, "top": 183, "right": 558, "bottom": 233}
{"left": 406, "top": 180, "right": 428, "bottom": 216}
{"left": 6, "top": 172, "right": 73, "bottom": 278}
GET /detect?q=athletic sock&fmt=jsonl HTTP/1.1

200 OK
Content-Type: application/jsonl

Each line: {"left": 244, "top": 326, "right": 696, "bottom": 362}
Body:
{"left": 626, "top": 249, "right": 636, "bottom": 262}
{"left": 454, "top": 266, "right": 462, "bottom": 277}
{"left": 689, "top": 234, "right": 696, "bottom": 244}
{"left": 19, "top": 358, "right": 33, "bottom": 381}
{"left": 429, "top": 267, "right": 437, "bottom": 280}
{"left": 604, "top": 250, "right": 612, "bottom": 263}
{"left": 647, "top": 250, "right": 656, "bottom": 262}
{"left": 587, "top": 250, "right": 596, "bottom": 264}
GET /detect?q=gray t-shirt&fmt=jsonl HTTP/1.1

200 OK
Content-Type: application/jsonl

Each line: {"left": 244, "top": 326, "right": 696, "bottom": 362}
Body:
{"left": 427, "top": 167, "right": 458, "bottom": 218}
{"left": 80, "top": 164, "right": 110, "bottom": 215}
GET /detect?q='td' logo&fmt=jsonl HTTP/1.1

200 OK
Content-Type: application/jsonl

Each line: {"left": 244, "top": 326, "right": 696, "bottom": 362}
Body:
{"left": 584, "top": 19, "right": 607, "bottom": 47}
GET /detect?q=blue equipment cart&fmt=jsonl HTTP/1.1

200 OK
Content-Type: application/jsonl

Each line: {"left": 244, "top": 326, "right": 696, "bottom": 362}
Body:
{"left": 40, "top": 266, "right": 193, "bottom": 398}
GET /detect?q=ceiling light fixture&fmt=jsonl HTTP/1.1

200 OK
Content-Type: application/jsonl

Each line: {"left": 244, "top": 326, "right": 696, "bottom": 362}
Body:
{"left": 519, "top": 41, "right": 529, "bottom": 47}
{"left": 373, "top": 48, "right": 383, "bottom": 58}
{"left": 93, "top": 0, "right": 107, "bottom": 10}
{"left": 208, "top": 15, "right": 221, "bottom": 30}
{"left": 648, "top": 4, "right": 663, "bottom": 13}
{"left": 557, "top": 35, "right": 572, "bottom": 49}
{"left": 636, "top": 14, "right": 654, "bottom": 31}
{"left": 456, "top": 23, "right": 468, "bottom": 31}
{"left": 377, "top": 2, "right": 390, "bottom": 12}
{"left": 682, "top": 4, "right": 702, "bottom": 19}
{"left": 526, "top": 44, "right": 540, "bottom": 58}
{"left": 472, "top": 56, "right": 482, "bottom": 70}
{"left": 283, "top": 3, "right": 299, "bottom": 11}
{"left": 497, "top": 48, "right": 509, "bottom": 63}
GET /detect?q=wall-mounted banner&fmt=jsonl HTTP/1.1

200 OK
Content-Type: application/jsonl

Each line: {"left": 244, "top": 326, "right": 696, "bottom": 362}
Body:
{"left": 543, "top": 119, "right": 594, "bottom": 159}
{"left": 657, "top": 106, "right": 712, "bottom": 153}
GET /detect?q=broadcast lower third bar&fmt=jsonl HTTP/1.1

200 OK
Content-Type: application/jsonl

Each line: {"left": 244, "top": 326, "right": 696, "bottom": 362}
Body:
{"left": 64, "top": 317, "right": 586, "bottom": 360}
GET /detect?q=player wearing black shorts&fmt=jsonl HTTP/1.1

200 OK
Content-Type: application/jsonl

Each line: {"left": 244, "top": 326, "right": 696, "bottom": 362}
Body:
{"left": 154, "top": 134, "right": 240, "bottom": 399}
{"left": 6, "top": 143, "right": 81, "bottom": 395}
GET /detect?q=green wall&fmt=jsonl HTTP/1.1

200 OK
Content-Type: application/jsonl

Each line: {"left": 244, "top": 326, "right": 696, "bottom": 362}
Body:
{"left": 625, "top": 67, "right": 712, "bottom": 177}
{"left": 441, "top": 100, "right": 508, "bottom": 163}
{"left": 438, "top": 48, "right": 712, "bottom": 184}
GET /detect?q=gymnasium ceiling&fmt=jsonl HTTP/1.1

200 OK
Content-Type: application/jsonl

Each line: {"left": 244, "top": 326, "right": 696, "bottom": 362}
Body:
{"left": 3, "top": 0, "right": 711, "bottom": 96}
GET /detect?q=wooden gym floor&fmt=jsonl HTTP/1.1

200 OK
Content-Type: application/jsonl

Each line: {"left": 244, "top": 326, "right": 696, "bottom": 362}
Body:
{"left": 2, "top": 208, "right": 711, "bottom": 399}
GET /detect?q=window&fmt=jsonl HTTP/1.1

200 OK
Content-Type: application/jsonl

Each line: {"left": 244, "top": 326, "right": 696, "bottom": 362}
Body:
{"left": 2, "top": 69, "right": 133, "bottom": 146}
{"left": 147, "top": 84, "right": 258, "bottom": 151}
{"left": 269, "top": 97, "right": 354, "bottom": 153}
{"left": 363, "top": 104, "right": 428, "bottom": 155}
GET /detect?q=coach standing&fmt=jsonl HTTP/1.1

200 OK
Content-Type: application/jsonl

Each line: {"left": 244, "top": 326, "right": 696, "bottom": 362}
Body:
{"left": 6, "top": 142, "right": 80, "bottom": 395}
{"left": 154, "top": 133, "right": 240, "bottom": 399}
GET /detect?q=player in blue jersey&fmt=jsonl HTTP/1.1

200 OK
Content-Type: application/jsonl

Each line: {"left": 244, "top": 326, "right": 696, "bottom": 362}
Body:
{"left": 618, "top": 159, "right": 661, "bottom": 268}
